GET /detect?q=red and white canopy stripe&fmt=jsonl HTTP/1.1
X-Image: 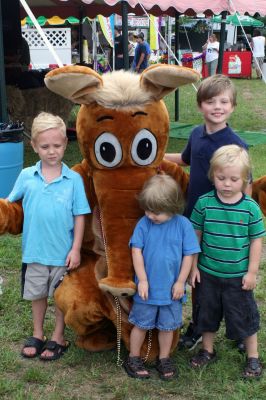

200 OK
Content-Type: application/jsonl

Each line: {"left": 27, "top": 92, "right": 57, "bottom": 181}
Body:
{"left": 20, "top": 0, "right": 266, "bottom": 18}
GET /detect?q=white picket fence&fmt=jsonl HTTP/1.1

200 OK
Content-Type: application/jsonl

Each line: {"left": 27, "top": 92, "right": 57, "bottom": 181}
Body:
{"left": 22, "top": 27, "right": 72, "bottom": 69}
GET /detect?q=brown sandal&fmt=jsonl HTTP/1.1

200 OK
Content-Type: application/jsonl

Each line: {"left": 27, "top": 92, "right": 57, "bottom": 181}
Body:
{"left": 242, "top": 358, "right": 263, "bottom": 379}
{"left": 123, "top": 356, "right": 150, "bottom": 379}
{"left": 190, "top": 349, "right": 217, "bottom": 368}
{"left": 156, "top": 357, "right": 177, "bottom": 380}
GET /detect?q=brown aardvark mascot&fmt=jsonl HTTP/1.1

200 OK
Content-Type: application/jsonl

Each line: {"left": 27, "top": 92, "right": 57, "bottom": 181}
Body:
{"left": 1, "top": 64, "right": 266, "bottom": 360}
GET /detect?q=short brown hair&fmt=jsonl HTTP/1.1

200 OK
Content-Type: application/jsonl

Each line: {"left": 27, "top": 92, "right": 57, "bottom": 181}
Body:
{"left": 197, "top": 74, "right": 237, "bottom": 106}
{"left": 137, "top": 174, "right": 184, "bottom": 215}
{"left": 209, "top": 33, "right": 218, "bottom": 41}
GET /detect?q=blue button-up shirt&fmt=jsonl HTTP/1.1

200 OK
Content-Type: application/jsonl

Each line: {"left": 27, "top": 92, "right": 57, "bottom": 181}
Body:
{"left": 8, "top": 161, "right": 91, "bottom": 266}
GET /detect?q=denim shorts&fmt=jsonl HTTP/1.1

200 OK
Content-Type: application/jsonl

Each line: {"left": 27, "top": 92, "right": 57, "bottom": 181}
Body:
{"left": 22, "top": 262, "right": 67, "bottom": 300}
{"left": 197, "top": 270, "right": 260, "bottom": 340}
{"left": 128, "top": 301, "right": 182, "bottom": 331}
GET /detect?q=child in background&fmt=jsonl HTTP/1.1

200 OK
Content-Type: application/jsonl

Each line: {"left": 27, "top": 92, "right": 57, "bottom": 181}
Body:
{"left": 123, "top": 174, "right": 200, "bottom": 380}
{"left": 165, "top": 74, "right": 251, "bottom": 350}
{"left": 190, "top": 145, "right": 265, "bottom": 379}
{"left": 7, "top": 112, "right": 91, "bottom": 361}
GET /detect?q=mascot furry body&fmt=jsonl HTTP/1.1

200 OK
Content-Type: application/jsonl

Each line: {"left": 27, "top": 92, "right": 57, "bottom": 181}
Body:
{"left": 1, "top": 65, "right": 266, "bottom": 360}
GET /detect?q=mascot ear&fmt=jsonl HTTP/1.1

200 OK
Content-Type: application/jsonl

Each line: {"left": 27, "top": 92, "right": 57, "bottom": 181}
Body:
{"left": 44, "top": 65, "right": 103, "bottom": 104}
{"left": 140, "top": 64, "right": 200, "bottom": 100}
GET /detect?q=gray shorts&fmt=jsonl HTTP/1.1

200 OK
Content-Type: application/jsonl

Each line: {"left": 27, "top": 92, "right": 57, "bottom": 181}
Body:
{"left": 253, "top": 57, "right": 264, "bottom": 70}
{"left": 22, "top": 263, "right": 67, "bottom": 300}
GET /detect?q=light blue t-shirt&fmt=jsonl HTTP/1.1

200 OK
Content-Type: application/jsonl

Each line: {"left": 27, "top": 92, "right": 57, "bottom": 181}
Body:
{"left": 129, "top": 215, "right": 200, "bottom": 305}
{"left": 8, "top": 161, "right": 91, "bottom": 266}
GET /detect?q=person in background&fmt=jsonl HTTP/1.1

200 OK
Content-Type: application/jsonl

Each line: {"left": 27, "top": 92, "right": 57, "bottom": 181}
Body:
{"left": 133, "top": 32, "right": 150, "bottom": 73}
{"left": 20, "top": 37, "right": 30, "bottom": 71}
{"left": 114, "top": 26, "right": 124, "bottom": 70}
{"left": 251, "top": 29, "right": 265, "bottom": 79}
{"left": 128, "top": 32, "right": 137, "bottom": 68}
{"left": 71, "top": 27, "right": 79, "bottom": 52}
{"left": 190, "top": 145, "right": 265, "bottom": 379}
{"left": 202, "top": 34, "right": 220, "bottom": 76}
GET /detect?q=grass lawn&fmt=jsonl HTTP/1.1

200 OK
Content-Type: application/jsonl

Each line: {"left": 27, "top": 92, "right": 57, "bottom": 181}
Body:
{"left": 0, "top": 77, "right": 266, "bottom": 400}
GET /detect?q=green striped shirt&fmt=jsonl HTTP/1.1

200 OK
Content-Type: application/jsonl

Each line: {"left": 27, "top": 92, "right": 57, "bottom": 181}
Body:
{"left": 191, "top": 190, "right": 265, "bottom": 278}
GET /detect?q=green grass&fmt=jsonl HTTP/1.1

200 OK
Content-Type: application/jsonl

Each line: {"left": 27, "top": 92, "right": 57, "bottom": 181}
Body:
{"left": 165, "top": 77, "right": 266, "bottom": 132}
{"left": 0, "top": 78, "right": 266, "bottom": 399}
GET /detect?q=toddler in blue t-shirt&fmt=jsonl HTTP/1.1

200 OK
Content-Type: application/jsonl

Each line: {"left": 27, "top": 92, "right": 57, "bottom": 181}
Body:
{"left": 123, "top": 174, "right": 200, "bottom": 380}
{"left": 7, "top": 112, "right": 91, "bottom": 361}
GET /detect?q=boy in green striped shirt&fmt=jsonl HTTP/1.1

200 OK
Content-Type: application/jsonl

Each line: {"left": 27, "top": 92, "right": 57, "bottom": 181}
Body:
{"left": 190, "top": 145, "right": 265, "bottom": 379}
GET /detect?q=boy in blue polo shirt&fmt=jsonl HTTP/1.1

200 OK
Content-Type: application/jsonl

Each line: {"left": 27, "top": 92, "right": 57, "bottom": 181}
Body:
{"left": 165, "top": 75, "right": 251, "bottom": 350}
{"left": 7, "top": 112, "right": 90, "bottom": 361}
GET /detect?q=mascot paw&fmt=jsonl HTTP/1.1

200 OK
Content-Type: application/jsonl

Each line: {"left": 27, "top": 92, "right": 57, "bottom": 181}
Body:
{"left": 99, "top": 277, "right": 136, "bottom": 297}
{"left": 76, "top": 330, "right": 117, "bottom": 351}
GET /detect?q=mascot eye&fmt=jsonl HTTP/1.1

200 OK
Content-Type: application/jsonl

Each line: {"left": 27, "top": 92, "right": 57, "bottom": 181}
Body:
{"left": 94, "top": 133, "right": 122, "bottom": 167}
{"left": 131, "top": 129, "right": 157, "bottom": 166}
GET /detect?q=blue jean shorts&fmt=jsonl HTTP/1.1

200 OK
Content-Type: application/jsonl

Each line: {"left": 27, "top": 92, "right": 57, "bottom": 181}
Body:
{"left": 129, "top": 301, "right": 182, "bottom": 331}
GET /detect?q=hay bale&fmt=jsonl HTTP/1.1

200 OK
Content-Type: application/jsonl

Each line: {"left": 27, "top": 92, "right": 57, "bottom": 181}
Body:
{"left": 6, "top": 85, "right": 73, "bottom": 134}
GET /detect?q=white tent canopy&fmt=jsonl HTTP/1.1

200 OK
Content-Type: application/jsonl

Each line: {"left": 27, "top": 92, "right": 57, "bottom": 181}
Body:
{"left": 20, "top": 0, "right": 266, "bottom": 18}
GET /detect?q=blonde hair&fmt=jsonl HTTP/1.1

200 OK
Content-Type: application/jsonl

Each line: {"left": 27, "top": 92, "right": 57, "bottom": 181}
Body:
{"left": 197, "top": 74, "right": 237, "bottom": 106}
{"left": 208, "top": 145, "right": 251, "bottom": 188}
{"left": 138, "top": 174, "right": 184, "bottom": 215}
{"left": 31, "top": 112, "right": 66, "bottom": 140}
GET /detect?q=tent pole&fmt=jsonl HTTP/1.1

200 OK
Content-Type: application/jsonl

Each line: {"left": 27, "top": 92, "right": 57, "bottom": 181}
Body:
{"left": 79, "top": 6, "right": 84, "bottom": 63}
{"left": 92, "top": 19, "right": 97, "bottom": 70}
{"left": 0, "top": 0, "right": 7, "bottom": 122}
{"left": 174, "top": 12, "right": 180, "bottom": 122}
{"left": 121, "top": 1, "right": 129, "bottom": 70}
{"left": 217, "top": 11, "right": 227, "bottom": 73}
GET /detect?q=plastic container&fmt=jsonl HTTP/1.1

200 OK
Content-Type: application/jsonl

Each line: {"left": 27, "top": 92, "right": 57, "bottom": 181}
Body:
{"left": 0, "top": 126, "right": 24, "bottom": 198}
{"left": 182, "top": 53, "right": 193, "bottom": 68}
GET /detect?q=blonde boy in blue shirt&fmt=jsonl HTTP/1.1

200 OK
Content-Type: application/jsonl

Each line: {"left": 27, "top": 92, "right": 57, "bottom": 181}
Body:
{"left": 7, "top": 112, "right": 91, "bottom": 360}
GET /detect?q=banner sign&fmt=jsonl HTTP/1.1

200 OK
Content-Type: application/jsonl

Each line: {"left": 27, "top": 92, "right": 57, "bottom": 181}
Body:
{"left": 116, "top": 15, "right": 149, "bottom": 28}
{"left": 98, "top": 14, "right": 114, "bottom": 48}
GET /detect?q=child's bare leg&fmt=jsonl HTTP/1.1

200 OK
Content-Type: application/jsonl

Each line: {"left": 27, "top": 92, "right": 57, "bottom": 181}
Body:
{"left": 158, "top": 330, "right": 173, "bottom": 359}
{"left": 51, "top": 305, "right": 66, "bottom": 344}
{"left": 244, "top": 333, "right": 258, "bottom": 358}
{"left": 242, "top": 333, "right": 262, "bottom": 378}
{"left": 22, "top": 298, "right": 47, "bottom": 357}
{"left": 40, "top": 305, "right": 66, "bottom": 358}
{"left": 128, "top": 326, "right": 149, "bottom": 377}
{"left": 202, "top": 332, "right": 215, "bottom": 353}
{"left": 129, "top": 326, "right": 147, "bottom": 357}
{"left": 157, "top": 330, "right": 175, "bottom": 379}
{"left": 190, "top": 332, "right": 216, "bottom": 368}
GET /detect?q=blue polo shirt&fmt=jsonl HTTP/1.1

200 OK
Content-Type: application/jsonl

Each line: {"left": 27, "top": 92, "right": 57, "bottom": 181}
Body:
{"left": 129, "top": 215, "right": 200, "bottom": 305}
{"left": 181, "top": 124, "right": 248, "bottom": 218}
{"left": 8, "top": 161, "right": 91, "bottom": 266}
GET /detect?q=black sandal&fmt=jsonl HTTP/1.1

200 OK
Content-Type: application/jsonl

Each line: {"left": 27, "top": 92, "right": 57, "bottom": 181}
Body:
{"left": 21, "top": 336, "right": 47, "bottom": 359}
{"left": 123, "top": 356, "right": 150, "bottom": 379}
{"left": 242, "top": 358, "right": 263, "bottom": 379}
{"left": 190, "top": 349, "right": 217, "bottom": 368}
{"left": 156, "top": 357, "right": 177, "bottom": 380}
{"left": 39, "top": 340, "right": 70, "bottom": 361}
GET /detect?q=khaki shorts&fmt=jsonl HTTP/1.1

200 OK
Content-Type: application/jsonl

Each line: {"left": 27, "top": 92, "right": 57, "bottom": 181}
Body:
{"left": 253, "top": 56, "right": 264, "bottom": 70}
{"left": 22, "top": 263, "right": 67, "bottom": 300}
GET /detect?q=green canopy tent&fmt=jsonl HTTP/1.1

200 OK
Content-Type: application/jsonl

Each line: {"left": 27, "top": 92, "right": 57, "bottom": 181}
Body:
{"left": 211, "top": 12, "right": 264, "bottom": 27}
